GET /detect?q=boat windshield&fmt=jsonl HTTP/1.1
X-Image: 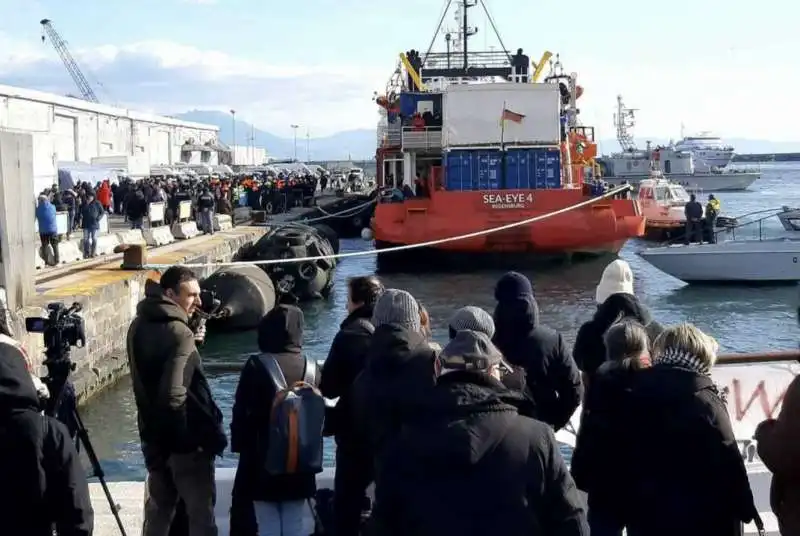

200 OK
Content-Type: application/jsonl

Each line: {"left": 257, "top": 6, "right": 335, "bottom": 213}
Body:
{"left": 668, "top": 185, "right": 690, "bottom": 202}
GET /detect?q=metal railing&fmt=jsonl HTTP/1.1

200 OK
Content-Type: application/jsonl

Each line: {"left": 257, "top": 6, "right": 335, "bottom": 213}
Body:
{"left": 378, "top": 123, "right": 402, "bottom": 148}
{"left": 402, "top": 127, "right": 442, "bottom": 151}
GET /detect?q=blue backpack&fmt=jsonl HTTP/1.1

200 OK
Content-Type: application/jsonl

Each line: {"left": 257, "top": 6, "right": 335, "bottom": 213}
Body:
{"left": 259, "top": 355, "right": 326, "bottom": 476}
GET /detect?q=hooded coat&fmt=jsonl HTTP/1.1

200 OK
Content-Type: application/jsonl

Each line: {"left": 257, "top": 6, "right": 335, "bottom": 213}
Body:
{"left": 624, "top": 365, "right": 758, "bottom": 536}
{"left": 370, "top": 369, "right": 588, "bottom": 536}
{"left": 572, "top": 292, "right": 663, "bottom": 378}
{"left": 493, "top": 288, "right": 583, "bottom": 431}
{"left": 230, "top": 304, "right": 318, "bottom": 503}
{"left": 352, "top": 323, "right": 437, "bottom": 463}
{"left": 755, "top": 373, "right": 800, "bottom": 536}
{"left": 127, "top": 286, "right": 227, "bottom": 465}
{"left": 0, "top": 342, "right": 94, "bottom": 536}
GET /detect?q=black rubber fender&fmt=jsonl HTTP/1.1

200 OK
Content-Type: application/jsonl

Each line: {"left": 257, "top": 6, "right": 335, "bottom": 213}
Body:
{"left": 312, "top": 223, "right": 340, "bottom": 255}
{"left": 201, "top": 264, "right": 276, "bottom": 331}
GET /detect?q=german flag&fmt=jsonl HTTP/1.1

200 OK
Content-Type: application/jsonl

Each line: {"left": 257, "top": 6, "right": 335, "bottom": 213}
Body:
{"left": 501, "top": 108, "right": 525, "bottom": 124}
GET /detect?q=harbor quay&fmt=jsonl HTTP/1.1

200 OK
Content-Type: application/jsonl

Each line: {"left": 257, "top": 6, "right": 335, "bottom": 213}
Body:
{"left": 0, "top": 130, "right": 270, "bottom": 401}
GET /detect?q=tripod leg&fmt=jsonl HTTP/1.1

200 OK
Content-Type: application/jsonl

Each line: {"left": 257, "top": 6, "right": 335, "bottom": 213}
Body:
{"left": 72, "top": 408, "right": 129, "bottom": 536}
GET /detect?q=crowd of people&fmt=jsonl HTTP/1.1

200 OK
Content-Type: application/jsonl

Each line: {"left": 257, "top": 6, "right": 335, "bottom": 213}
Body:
{"left": 32, "top": 171, "right": 324, "bottom": 266}
{"left": 2, "top": 258, "right": 798, "bottom": 536}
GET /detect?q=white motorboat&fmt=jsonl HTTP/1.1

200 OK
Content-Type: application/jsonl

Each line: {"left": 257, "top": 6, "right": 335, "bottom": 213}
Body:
{"left": 639, "top": 237, "right": 800, "bottom": 283}
{"left": 778, "top": 206, "right": 800, "bottom": 231}
{"left": 91, "top": 356, "right": 797, "bottom": 536}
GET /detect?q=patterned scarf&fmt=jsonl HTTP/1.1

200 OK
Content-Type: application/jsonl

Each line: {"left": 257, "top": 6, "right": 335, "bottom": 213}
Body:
{"left": 652, "top": 346, "right": 712, "bottom": 377}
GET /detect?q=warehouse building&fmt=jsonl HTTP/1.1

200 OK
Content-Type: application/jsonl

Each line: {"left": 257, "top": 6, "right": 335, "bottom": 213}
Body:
{"left": 0, "top": 84, "right": 224, "bottom": 192}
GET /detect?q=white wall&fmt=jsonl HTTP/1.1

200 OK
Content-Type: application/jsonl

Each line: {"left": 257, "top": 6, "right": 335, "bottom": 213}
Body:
{"left": 231, "top": 145, "right": 267, "bottom": 166}
{"left": 0, "top": 84, "right": 220, "bottom": 191}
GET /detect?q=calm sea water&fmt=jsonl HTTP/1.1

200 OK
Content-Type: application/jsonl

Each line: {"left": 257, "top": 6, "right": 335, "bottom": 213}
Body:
{"left": 80, "top": 162, "right": 800, "bottom": 480}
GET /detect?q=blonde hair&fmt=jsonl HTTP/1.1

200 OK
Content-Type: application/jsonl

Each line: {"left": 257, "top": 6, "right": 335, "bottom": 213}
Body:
{"left": 603, "top": 320, "right": 649, "bottom": 370}
{"left": 652, "top": 323, "right": 719, "bottom": 369}
{"left": 419, "top": 303, "right": 432, "bottom": 339}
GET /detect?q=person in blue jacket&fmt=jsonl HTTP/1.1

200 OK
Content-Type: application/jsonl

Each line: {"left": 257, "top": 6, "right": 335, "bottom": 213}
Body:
{"left": 35, "top": 195, "right": 60, "bottom": 266}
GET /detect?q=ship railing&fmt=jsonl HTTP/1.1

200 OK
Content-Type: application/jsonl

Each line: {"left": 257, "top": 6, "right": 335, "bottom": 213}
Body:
{"left": 402, "top": 126, "right": 442, "bottom": 151}
{"left": 378, "top": 122, "right": 403, "bottom": 148}
{"left": 422, "top": 50, "right": 512, "bottom": 70}
{"left": 716, "top": 208, "right": 791, "bottom": 242}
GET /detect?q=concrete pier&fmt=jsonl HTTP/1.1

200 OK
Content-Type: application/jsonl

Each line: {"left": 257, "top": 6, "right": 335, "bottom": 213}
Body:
{"left": 19, "top": 225, "right": 269, "bottom": 403}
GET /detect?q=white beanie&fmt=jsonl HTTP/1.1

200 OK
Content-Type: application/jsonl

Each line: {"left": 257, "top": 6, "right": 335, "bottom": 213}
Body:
{"left": 595, "top": 259, "right": 634, "bottom": 304}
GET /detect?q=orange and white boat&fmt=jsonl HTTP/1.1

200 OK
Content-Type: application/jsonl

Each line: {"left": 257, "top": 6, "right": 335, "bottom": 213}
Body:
{"left": 371, "top": 1, "right": 644, "bottom": 270}
{"left": 637, "top": 172, "right": 696, "bottom": 240}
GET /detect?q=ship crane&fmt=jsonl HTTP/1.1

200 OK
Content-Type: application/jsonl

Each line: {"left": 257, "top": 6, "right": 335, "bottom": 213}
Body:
{"left": 40, "top": 18, "right": 100, "bottom": 103}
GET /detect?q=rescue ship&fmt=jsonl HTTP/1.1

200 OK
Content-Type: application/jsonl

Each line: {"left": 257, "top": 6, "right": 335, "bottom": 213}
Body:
{"left": 371, "top": 0, "right": 645, "bottom": 270}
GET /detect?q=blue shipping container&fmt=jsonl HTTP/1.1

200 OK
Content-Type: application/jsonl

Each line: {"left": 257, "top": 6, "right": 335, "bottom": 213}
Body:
{"left": 505, "top": 148, "right": 562, "bottom": 189}
{"left": 399, "top": 92, "right": 442, "bottom": 118}
{"left": 445, "top": 150, "right": 502, "bottom": 191}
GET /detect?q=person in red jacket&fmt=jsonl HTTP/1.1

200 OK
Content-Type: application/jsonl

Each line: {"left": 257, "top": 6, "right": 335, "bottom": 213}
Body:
{"left": 97, "top": 180, "right": 112, "bottom": 213}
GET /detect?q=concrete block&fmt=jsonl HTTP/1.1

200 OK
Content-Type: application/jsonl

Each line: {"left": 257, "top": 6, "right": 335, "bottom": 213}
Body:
{"left": 57, "top": 240, "right": 84, "bottom": 264}
{"left": 214, "top": 214, "right": 233, "bottom": 232}
{"left": 95, "top": 234, "right": 121, "bottom": 256}
{"left": 115, "top": 229, "right": 146, "bottom": 246}
{"left": 171, "top": 221, "right": 200, "bottom": 240}
{"left": 233, "top": 206, "right": 252, "bottom": 222}
{"left": 143, "top": 225, "right": 175, "bottom": 247}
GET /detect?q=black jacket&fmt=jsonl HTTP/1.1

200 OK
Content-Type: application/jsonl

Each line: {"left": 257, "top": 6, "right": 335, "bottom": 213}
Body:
{"left": 352, "top": 324, "right": 436, "bottom": 460}
{"left": 371, "top": 370, "right": 588, "bottom": 536}
{"left": 625, "top": 365, "right": 758, "bottom": 536}
{"left": 493, "top": 296, "right": 583, "bottom": 430}
{"left": 573, "top": 293, "right": 663, "bottom": 378}
{"left": 231, "top": 304, "right": 317, "bottom": 502}
{"left": 319, "top": 305, "right": 374, "bottom": 446}
{"left": 0, "top": 345, "right": 93, "bottom": 536}
{"left": 127, "top": 287, "right": 227, "bottom": 465}
{"left": 570, "top": 361, "right": 639, "bottom": 522}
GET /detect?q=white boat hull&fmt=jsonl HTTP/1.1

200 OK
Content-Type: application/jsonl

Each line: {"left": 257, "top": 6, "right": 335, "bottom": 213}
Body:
{"left": 605, "top": 172, "right": 760, "bottom": 192}
{"left": 638, "top": 239, "right": 800, "bottom": 283}
{"left": 778, "top": 209, "right": 800, "bottom": 232}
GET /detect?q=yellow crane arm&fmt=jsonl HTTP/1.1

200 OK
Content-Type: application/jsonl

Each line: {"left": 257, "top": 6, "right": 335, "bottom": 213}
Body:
{"left": 399, "top": 52, "right": 427, "bottom": 92}
{"left": 531, "top": 51, "right": 553, "bottom": 83}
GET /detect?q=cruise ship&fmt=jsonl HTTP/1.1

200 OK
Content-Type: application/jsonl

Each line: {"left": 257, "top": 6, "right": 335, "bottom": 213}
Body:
{"left": 674, "top": 132, "right": 735, "bottom": 170}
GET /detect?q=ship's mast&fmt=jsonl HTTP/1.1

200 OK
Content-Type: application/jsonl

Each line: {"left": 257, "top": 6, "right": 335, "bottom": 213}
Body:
{"left": 461, "top": 1, "right": 478, "bottom": 69}
{"left": 614, "top": 95, "right": 637, "bottom": 152}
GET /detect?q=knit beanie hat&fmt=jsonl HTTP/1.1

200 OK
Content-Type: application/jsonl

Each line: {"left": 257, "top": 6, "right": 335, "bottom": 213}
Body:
{"left": 448, "top": 306, "right": 495, "bottom": 339}
{"left": 595, "top": 259, "right": 634, "bottom": 305}
{"left": 372, "top": 289, "right": 421, "bottom": 332}
{"left": 494, "top": 272, "right": 534, "bottom": 303}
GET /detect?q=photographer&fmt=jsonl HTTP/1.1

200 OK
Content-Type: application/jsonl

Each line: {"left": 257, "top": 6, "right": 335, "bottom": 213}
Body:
{"left": 127, "top": 265, "right": 227, "bottom": 536}
{"left": 0, "top": 320, "right": 94, "bottom": 536}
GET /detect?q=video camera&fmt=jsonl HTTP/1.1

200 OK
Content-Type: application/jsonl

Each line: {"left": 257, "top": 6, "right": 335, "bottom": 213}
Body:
{"left": 25, "top": 302, "right": 86, "bottom": 358}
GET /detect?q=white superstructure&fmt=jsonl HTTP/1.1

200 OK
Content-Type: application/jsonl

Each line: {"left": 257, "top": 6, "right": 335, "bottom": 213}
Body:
{"left": 675, "top": 133, "right": 735, "bottom": 169}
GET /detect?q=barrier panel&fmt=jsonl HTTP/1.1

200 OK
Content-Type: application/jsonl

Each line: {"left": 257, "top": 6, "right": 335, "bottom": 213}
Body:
{"left": 148, "top": 201, "right": 166, "bottom": 227}
{"left": 172, "top": 200, "right": 200, "bottom": 240}
{"left": 34, "top": 211, "right": 70, "bottom": 236}
{"left": 144, "top": 201, "right": 175, "bottom": 247}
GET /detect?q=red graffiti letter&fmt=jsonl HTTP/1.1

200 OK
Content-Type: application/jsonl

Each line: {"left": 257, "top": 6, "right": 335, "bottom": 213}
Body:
{"left": 732, "top": 379, "right": 786, "bottom": 421}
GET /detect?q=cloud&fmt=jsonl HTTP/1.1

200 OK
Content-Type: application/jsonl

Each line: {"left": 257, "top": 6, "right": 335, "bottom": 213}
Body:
{"left": 0, "top": 33, "right": 386, "bottom": 137}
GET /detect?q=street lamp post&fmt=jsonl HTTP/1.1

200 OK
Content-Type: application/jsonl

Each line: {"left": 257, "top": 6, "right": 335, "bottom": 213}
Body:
{"left": 230, "top": 109, "right": 236, "bottom": 165}
{"left": 290, "top": 124, "right": 299, "bottom": 161}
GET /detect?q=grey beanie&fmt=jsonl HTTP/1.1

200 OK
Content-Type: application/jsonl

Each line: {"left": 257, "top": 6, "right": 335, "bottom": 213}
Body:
{"left": 448, "top": 306, "right": 495, "bottom": 338}
{"left": 371, "top": 288, "right": 421, "bottom": 332}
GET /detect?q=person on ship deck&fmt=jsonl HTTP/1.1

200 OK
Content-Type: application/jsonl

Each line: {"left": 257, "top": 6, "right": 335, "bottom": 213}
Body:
{"left": 491, "top": 271, "right": 583, "bottom": 431}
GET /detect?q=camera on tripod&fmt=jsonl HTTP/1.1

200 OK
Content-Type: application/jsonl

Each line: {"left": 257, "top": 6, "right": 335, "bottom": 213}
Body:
{"left": 25, "top": 301, "right": 86, "bottom": 356}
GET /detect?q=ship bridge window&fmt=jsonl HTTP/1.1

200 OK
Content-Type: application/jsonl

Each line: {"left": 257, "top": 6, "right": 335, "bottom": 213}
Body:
{"left": 654, "top": 187, "right": 669, "bottom": 201}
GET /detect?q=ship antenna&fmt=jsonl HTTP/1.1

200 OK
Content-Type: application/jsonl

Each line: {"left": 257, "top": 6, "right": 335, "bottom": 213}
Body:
{"left": 462, "top": 1, "right": 477, "bottom": 69}
{"left": 422, "top": 0, "right": 453, "bottom": 64}
{"left": 477, "top": 0, "right": 512, "bottom": 63}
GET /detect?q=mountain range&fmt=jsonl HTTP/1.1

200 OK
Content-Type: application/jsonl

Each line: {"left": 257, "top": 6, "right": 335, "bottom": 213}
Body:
{"left": 174, "top": 110, "right": 376, "bottom": 161}
{"left": 174, "top": 110, "right": 800, "bottom": 160}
